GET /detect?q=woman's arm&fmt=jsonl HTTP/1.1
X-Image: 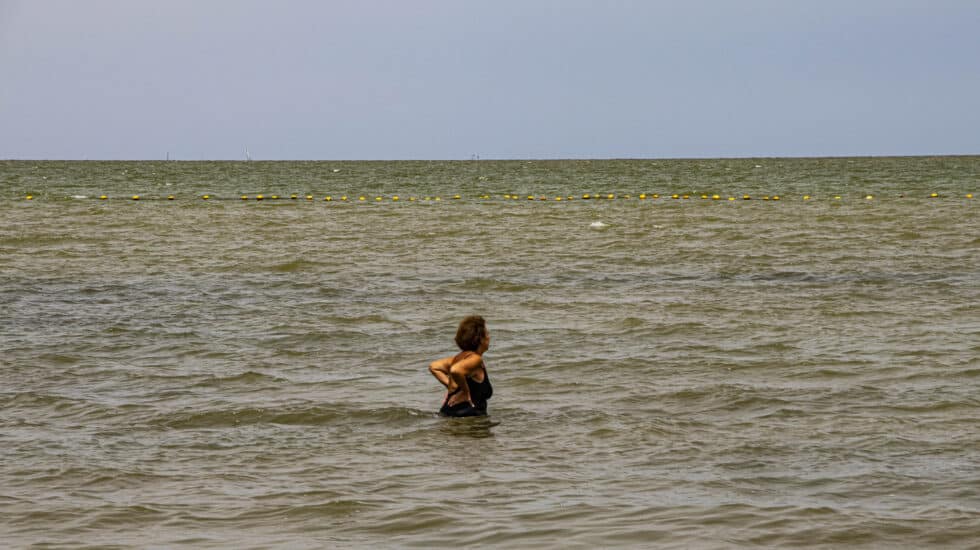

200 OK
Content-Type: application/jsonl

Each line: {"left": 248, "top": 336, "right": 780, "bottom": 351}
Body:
{"left": 428, "top": 356, "right": 454, "bottom": 388}
{"left": 446, "top": 353, "right": 483, "bottom": 406}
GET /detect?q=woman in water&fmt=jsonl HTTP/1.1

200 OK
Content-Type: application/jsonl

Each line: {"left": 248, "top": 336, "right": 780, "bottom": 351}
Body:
{"left": 428, "top": 315, "right": 493, "bottom": 417}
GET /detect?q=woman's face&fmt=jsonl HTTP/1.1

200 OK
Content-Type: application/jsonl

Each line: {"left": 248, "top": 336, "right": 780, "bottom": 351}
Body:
{"left": 478, "top": 330, "right": 491, "bottom": 354}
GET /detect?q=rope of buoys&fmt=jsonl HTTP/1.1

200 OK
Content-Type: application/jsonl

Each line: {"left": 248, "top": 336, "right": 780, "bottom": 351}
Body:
{"left": 17, "top": 192, "right": 978, "bottom": 202}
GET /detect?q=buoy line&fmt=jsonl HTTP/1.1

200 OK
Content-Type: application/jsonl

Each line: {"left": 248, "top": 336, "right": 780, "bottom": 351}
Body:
{"left": 14, "top": 193, "right": 977, "bottom": 202}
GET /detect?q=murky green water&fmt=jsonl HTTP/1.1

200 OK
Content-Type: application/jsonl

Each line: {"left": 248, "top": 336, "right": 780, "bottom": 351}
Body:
{"left": 2, "top": 158, "right": 978, "bottom": 548}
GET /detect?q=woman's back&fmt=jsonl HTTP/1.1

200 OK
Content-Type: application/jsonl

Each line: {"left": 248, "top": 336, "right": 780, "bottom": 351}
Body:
{"left": 441, "top": 352, "right": 492, "bottom": 417}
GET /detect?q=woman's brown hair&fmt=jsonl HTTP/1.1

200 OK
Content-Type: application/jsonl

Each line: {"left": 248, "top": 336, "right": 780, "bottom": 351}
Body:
{"left": 455, "top": 315, "right": 487, "bottom": 352}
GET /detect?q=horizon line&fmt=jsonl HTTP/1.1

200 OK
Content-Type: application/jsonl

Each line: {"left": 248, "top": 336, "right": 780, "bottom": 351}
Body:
{"left": 2, "top": 153, "right": 979, "bottom": 162}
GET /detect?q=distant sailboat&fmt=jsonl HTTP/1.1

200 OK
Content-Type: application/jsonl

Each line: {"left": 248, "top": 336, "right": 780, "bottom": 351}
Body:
{"left": 244, "top": 146, "right": 252, "bottom": 162}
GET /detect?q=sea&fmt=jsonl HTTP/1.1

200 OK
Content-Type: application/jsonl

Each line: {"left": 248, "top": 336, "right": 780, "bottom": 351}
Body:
{"left": 1, "top": 157, "right": 978, "bottom": 548}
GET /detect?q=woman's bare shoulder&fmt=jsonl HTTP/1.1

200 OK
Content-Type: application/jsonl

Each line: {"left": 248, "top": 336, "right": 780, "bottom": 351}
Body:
{"left": 450, "top": 352, "right": 483, "bottom": 372}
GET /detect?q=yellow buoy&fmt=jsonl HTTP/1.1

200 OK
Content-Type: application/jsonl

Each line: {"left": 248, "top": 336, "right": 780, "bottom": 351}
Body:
{"left": 555, "top": 197, "right": 562, "bottom": 201}
{"left": 672, "top": 194, "right": 680, "bottom": 199}
{"left": 132, "top": 195, "right": 140, "bottom": 200}
{"left": 743, "top": 195, "right": 751, "bottom": 200}
{"left": 773, "top": 195, "right": 780, "bottom": 201}
{"left": 435, "top": 197, "right": 441, "bottom": 201}
{"left": 271, "top": 195, "right": 280, "bottom": 200}
{"left": 728, "top": 197, "right": 735, "bottom": 201}
{"left": 256, "top": 194, "right": 264, "bottom": 200}
{"left": 100, "top": 195, "right": 108, "bottom": 200}
{"left": 930, "top": 193, "right": 939, "bottom": 198}
{"left": 834, "top": 196, "right": 841, "bottom": 200}
{"left": 967, "top": 193, "right": 974, "bottom": 199}
{"left": 393, "top": 196, "right": 399, "bottom": 201}
{"left": 341, "top": 196, "right": 348, "bottom": 201}
{"left": 582, "top": 194, "right": 591, "bottom": 199}
{"left": 202, "top": 195, "right": 210, "bottom": 200}
{"left": 453, "top": 195, "right": 461, "bottom": 200}
{"left": 241, "top": 195, "right": 248, "bottom": 200}
{"left": 803, "top": 195, "right": 811, "bottom": 200}
{"left": 168, "top": 195, "right": 175, "bottom": 200}
{"left": 639, "top": 194, "right": 646, "bottom": 200}
{"left": 607, "top": 194, "right": 615, "bottom": 200}
{"left": 653, "top": 194, "right": 660, "bottom": 199}
{"left": 25, "top": 195, "right": 33, "bottom": 200}
{"left": 359, "top": 196, "right": 366, "bottom": 201}
{"left": 682, "top": 195, "right": 690, "bottom": 200}
{"left": 712, "top": 194, "right": 720, "bottom": 200}
{"left": 865, "top": 195, "right": 873, "bottom": 200}
{"left": 306, "top": 195, "right": 313, "bottom": 200}
{"left": 324, "top": 196, "right": 332, "bottom": 201}
{"left": 290, "top": 194, "right": 298, "bottom": 200}
{"left": 375, "top": 197, "right": 382, "bottom": 202}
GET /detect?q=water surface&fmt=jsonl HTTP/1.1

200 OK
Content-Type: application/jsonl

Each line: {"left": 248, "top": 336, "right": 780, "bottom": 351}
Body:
{"left": 2, "top": 158, "right": 978, "bottom": 548}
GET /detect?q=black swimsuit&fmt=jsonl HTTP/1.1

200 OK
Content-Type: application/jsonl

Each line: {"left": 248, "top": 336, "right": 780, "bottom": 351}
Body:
{"left": 440, "top": 363, "right": 493, "bottom": 417}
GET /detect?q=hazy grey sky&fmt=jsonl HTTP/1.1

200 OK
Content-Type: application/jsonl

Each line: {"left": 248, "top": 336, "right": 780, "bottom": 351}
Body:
{"left": 2, "top": 0, "right": 978, "bottom": 160}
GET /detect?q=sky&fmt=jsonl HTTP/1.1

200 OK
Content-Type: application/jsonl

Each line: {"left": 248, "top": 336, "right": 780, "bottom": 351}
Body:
{"left": 1, "top": 0, "right": 979, "bottom": 160}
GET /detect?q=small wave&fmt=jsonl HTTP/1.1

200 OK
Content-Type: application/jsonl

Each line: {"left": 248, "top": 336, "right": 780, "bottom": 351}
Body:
{"left": 190, "top": 370, "right": 288, "bottom": 389}
{"left": 788, "top": 367, "right": 864, "bottom": 380}
{"left": 266, "top": 258, "right": 322, "bottom": 272}
{"left": 33, "top": 352, "right": 82, "bottom": 366}
{"left": 450, "top": 277, "right": 538, "bottom": 292}
{"left": 747, "top": 271, "right": 818, "bottom": 283}
{"left": 158, "top": 404, "right": 428, "bottom": 429}
{"left": 656, "top": 384, "right": 796, "bottom": 416}
{"left": 618, "top": 316, "right": 646, "bottom": 329}
{"left": 83, "top": 504, "right": 170, "bottom": 529}
{"left": 887, "top": 399, "right": 980, "bottom": 414}
{"left": 1, "top": 391, "right": 112, "bottom": 421}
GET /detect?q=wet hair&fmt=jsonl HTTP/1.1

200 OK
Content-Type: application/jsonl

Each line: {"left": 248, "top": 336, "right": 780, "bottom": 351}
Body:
{"left": 455, "top": 315, "right": 487, "bottom": 352}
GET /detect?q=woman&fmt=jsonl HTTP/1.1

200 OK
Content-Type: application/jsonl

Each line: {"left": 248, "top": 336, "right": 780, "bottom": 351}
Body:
{"left": 429, "top": 315, "right": 493, "bottom": 417}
